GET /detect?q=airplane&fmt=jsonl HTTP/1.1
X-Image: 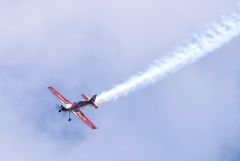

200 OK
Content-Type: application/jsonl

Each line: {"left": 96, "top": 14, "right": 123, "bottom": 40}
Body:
{"left": 48, "top": 86, "right": 98, "bottom": 129}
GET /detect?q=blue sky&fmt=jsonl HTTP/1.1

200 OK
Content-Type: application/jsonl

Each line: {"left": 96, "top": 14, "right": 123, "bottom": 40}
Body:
{"left": 1, "top": 0, "right": 240, "bottom": 161}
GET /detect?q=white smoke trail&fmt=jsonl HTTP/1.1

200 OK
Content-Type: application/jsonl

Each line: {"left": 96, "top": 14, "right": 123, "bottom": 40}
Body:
{"left": 96, "top": 11, "right": 240, "bottom": 105}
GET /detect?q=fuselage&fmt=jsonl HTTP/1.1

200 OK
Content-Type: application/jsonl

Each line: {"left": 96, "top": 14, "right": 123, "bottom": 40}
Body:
{"left": 61, "top": 101, "right": 90, "bottom": 111}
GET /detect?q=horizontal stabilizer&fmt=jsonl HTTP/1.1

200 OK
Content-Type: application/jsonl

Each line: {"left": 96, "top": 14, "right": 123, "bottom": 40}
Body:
{"left": 81, "top": 94, "right": 99, "bottom": 109}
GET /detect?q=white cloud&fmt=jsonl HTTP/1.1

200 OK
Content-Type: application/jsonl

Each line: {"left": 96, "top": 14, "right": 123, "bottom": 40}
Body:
{"left": 0, "top": 0, "right": 240, "bottom": 161}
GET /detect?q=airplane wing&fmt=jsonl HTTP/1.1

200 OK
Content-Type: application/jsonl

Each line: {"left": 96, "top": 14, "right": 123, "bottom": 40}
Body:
{"left": 48, "top": 87, "right": 71, "bottom": 105}
{"left": 72, "top": 109, "right": 97, "bottom": 129}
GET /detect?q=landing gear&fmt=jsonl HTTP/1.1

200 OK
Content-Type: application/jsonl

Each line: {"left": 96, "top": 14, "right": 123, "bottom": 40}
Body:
{"left": 58, "top": 109, "right": 61, "bottom": 112}
{"left": 68, "top": 112, "right": 71, "bottom": 122}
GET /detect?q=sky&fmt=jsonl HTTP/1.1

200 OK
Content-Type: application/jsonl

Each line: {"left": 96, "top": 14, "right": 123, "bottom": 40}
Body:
{"left": 0, "top": 0, "right": 240, "bottom": 161}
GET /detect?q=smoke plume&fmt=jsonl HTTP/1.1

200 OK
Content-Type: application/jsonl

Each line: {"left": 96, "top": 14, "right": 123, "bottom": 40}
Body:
{"left": 96, "top": 11, "right": 240, "bottom": 105}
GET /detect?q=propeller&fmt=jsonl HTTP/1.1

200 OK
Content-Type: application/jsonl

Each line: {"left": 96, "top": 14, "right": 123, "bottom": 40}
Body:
{"left": 56, "top": 105, "right": 66, "bottom": 117}
{"left": 55, "top": 104, "right": 62, "bottom": 112}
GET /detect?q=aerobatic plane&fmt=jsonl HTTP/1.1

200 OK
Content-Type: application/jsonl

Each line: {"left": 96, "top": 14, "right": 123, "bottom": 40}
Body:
{"left": 48, "top": 86, "right": 98, "bottom": 129}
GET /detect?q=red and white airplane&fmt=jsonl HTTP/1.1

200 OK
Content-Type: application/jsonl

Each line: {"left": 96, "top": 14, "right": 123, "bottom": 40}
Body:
{"left": 48, "top": 86, "right": 98, "bottom": 129}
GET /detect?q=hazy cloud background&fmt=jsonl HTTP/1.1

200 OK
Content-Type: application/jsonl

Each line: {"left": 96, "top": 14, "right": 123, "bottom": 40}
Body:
{"left": 0, "top": 0, "right": 240, "bottom": 161}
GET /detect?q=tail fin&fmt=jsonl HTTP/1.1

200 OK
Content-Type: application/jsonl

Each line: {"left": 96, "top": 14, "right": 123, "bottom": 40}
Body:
{"left": 90, "top": 95, "right": 97, "bottom": 103}
{"left": 81, "top": 94, "right": 99, "bottom": 109}
{"left": 90, "top": 95, "right": 98, "bottom": 109}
